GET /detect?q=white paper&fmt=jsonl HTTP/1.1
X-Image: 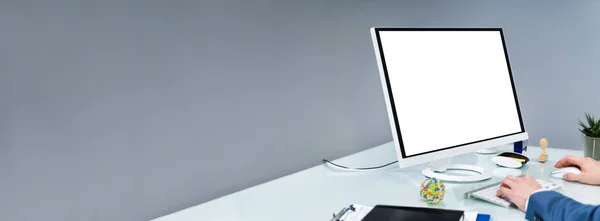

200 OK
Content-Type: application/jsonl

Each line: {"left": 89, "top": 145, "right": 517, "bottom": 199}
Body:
{"left": 339, "top": 204, "right": 374, "bottom": 221}
{"left": 463, "top": 211, "right": 478, "bottom": 221}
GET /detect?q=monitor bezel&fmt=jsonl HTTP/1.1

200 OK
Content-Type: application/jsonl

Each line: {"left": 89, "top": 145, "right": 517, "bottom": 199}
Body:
{"left": 370, "top": 27, "right": 528, "bottom": 168}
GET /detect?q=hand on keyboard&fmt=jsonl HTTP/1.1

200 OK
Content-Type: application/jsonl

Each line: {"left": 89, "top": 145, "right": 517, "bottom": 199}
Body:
{"left": 496, "top": 175, "right": 542, "bottom": 211}
{"left": 467, "top": 177, "right": 559, "bottom": 209}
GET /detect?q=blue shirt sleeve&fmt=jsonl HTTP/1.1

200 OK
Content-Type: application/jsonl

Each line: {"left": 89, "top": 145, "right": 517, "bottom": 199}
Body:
{"left": 526, "top": 191, "right": 600, "bottom": 221}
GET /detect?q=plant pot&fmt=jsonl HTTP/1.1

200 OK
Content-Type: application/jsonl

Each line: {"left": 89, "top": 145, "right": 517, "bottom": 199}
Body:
{"left": 583, "top": 134, "right": 600, "bottom": 161}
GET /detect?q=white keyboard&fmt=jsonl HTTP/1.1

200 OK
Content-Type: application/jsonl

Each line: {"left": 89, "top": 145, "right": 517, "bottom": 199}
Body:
{"left": 464, "top": 179, "right": 560, "bottom": 207}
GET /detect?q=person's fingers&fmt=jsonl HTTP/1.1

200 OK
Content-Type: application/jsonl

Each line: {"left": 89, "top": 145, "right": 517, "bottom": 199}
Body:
{"left": 497, "top": 186, "right": 513, "bottom": 198}
{"left": 496, "top": 185, "right": 505, "bottom": 196}
{"left": 501, "top": 177, "right": 517, "bottom": 188}
{"left": 555, "top": 155, "right": 584, "bottom": 168}
{"left": 563, "top": 173, "right": 582, "bottom": 182}
{"left": 555, "top": 156, "right": 574, "bottom": 168}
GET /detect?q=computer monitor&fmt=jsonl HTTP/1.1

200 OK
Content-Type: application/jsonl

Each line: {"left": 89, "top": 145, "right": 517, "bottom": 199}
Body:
{"left": 370, "top": 28, "right": 528, "bottom": 182}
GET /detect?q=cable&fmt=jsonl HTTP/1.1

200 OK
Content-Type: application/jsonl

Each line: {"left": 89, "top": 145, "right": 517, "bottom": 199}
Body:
{"left": 322, "top": 159, "right": 398, "bottom": 172}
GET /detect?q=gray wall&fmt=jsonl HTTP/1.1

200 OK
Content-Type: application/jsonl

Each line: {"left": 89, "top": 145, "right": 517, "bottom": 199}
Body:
{"left": 1, "top": 1, "right": 599, "bottom": 220}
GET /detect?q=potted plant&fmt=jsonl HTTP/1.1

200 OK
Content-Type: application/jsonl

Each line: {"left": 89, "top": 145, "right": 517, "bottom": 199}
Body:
{"left": 578, "top": 113, "right": 600, "bottom": 160}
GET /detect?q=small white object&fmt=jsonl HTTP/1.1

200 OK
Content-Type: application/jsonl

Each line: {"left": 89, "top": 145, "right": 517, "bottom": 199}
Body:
{"left": 463, "top": 211, "right": 479, "bottom": 221}
{"left": 550, "top": 167, "right": 582, "bottom": 179}
{"left": 422, "top": 164, "right": 492, "bottom": 182}
{"left": 492, "top": 156, "right": 523, "bottom": 168}
{"left": 465, "top": 179, "right": 560, "bottom": 207}
{"left": 477, "top": 147, "right": 499, "bottom": 154}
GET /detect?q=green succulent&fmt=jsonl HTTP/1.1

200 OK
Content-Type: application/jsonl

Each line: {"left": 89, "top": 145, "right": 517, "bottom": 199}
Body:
{"left": 578, "top": 113, "right": 600, "bottom": 138}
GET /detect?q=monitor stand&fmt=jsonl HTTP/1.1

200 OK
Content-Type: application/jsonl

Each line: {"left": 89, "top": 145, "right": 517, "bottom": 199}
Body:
{"left": 422, "top": 159, "right": 492, "bottom": 182}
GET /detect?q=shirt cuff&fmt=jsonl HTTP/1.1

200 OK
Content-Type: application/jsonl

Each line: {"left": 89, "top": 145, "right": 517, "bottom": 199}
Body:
{"left": 525, "top": 189, "right": 550, "bottom": 211}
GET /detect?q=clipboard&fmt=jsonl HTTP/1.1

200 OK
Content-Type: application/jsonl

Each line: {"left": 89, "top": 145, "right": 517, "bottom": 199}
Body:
{"left": 332, "top": 204, "right": 478, "bottom": 221}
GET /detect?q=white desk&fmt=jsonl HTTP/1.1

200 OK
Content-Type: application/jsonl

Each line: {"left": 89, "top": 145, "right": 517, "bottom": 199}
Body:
{"left": 152, "top": 142, "right": 599, "bottom": 221}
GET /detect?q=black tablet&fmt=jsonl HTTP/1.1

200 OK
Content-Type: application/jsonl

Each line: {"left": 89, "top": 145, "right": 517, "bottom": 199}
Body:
{"left": 362, "top": 205, "right": 464, "bottom": 221}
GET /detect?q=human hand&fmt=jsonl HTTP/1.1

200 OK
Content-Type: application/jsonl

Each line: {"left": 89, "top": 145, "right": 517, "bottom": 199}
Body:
{"left": 555, "top": 155, "right": 600, "bottom": 185}
{"left": 496, "top": 175, "right": 542, "bottom": 211}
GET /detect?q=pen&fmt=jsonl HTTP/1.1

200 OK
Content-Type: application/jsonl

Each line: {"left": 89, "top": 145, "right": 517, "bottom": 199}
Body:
{"left": 331, "top": 207, "right": 347, "bottom": 221}
{"left": 331, "top": 205, "right": 354, "bottom": 221}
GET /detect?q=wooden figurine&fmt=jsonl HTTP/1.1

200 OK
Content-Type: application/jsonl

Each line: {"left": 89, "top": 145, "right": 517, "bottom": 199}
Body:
{"left": 538, "top": 138, "right": 549, "bottom": 163}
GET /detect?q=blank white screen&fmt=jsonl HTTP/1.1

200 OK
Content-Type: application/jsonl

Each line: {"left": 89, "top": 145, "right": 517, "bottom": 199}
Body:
{"left": 378, "top": 30, "right": 522, "bottom": 157}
